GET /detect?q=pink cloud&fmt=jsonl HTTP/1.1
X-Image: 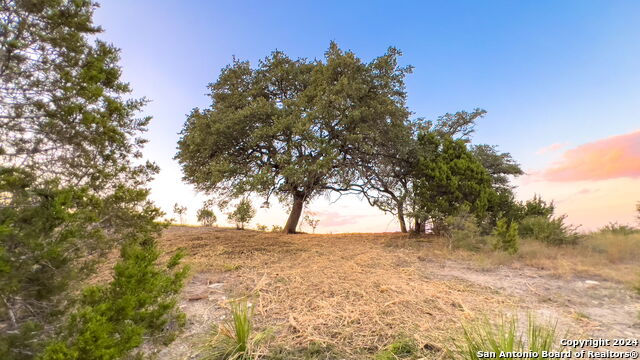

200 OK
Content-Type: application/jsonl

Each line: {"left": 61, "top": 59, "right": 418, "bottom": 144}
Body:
{"left": 313, "top": 211, "right": 369, "bottom": 227}
{"left": 575, "top": 188, "right": 595, "bottom": 195}
{"left": 536, "top": 142, "right": 569, "bottom": 154}
{"left": 541, "top": 130, "right": 640, "bottom": 182}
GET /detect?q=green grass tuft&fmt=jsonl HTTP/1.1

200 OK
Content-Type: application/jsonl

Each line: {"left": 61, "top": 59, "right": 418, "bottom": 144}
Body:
{"left": 204, "top": 299, "right": 270, "bottom": 360}
{"left": 222, "top": 263, "right": 242, "bottom": 272}
{"left": 374, "top": 337, "right": 421, "bottom": 360}
{"left": 451, "top": 314, "right": 564, "bottom": 360}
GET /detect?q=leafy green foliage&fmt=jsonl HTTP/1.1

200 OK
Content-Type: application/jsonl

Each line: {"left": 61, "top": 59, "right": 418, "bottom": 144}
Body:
{"left": 519, "top": 216, "right": 580, "bottom": 246}
{"left": 471, "top": 145, "right": 523, "bottom": 191}
{"left": 412, "top": 131, "right": 493, "bottom": 233}
{"left": 40, "top": 241, "right": 188, "bottom": 360}
{"left": 521, "top": 195, "right": 555, "bottom": 218}
{"left": 1, "top": 0, "right": 157, "bottom": 189}
{"left": 198, "top": 206, "right": 217, "bottom": 227}
{"left": 493, "top": 218, "right": 519, "bottom": 254}
{"left": 228, "top": 199, "right": 256, "bottom": 230}
{"left": 490, "top": 194, "right": 580, "bottom": 246}
{"left": 598, "top": 222, "right": 638, "bottom": 235}
{"left": 452, "top": 315, "right": 563, "bottom": 360}
{"left": 0, "top": 169, "right": 100, "bottom": 330}
{"left": 175, "top": 43, "right": 411, "bottom": 233}
{"left": 445, "top": 207, "right": 484, "bottom": 251}
{"left": 484, "top": 194, "right": 553, "bottom": 235}
{"left": 0, "top": 167, "right": 172, "bottom": 359}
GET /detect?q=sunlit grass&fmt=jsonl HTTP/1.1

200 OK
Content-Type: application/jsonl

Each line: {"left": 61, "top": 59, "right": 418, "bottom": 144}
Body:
{"left": 451, "top": 314, "right": 564, "bottom": 360}
{"left": 204, "top": 299, "right": 270, "bottom": 360}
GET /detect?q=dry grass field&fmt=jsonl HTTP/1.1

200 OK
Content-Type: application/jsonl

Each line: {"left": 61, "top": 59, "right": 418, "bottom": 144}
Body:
{"left": 149, "top": 226, "right": 640, "bottom": 359}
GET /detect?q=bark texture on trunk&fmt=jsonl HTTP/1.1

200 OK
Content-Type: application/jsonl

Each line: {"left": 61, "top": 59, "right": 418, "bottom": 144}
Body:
{"left": 412, "top": 217, "right": 425, "bottom": 234}
{"left": 283, "top": 193, "right": 305, "bottom": 234}
{"left": 397, "top": 204, "right": 407, "bottom": 233}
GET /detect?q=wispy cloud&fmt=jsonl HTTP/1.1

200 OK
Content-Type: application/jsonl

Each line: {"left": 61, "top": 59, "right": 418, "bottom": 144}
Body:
{"left": 540, "top": 130, "right": 640, "bottom": 182}
{"left": 536, "top": 142, "right": 569, "bottom": 154}
{"left": 313, "top": 211, "right": 370, "bottom": 227}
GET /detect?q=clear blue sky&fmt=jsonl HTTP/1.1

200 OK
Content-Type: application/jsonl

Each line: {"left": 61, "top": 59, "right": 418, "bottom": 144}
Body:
{"left": 94, "top": 1, "right": 640, "bottom": 231}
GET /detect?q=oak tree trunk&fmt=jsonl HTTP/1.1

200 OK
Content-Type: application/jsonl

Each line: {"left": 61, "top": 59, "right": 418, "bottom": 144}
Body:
{"left": 412, "top": 217, "right": 425, "bottom": 234}
{"left": 283, "top": 193, "right": 305, "bottom": 234}
{"left": 397, "top": 204, "right": 407, "bottom": 233}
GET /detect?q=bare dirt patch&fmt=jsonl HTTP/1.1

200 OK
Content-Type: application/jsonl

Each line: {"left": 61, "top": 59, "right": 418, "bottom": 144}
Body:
{"left": 423, "top": 260, "right": 640, "bottom": 338}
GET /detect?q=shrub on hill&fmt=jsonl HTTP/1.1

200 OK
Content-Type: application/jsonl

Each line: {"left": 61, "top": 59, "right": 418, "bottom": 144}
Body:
{"left": 519, "top": 215, "right": 580, "bottom": 246}
{"left": 493, "top": 218, "right": 519, "bottom": 254}
{"left": 445, "top": 208, "right": 485, "bottom": 251}
{"left": 596, "top": 222, "right": 638, "bottom": 236}
{"left": 520, "top": 195, "right": 555, "bottom": 218}
{"left": 41, "top": 242, "right": 188, "bottom": 359}
{"left": 198, "top": 206, "right": 217, "bottom": 227}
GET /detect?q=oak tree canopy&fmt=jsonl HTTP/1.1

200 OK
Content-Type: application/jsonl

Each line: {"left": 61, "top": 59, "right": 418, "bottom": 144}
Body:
{"left": 176, "top": 43, "right": 411, "bottom": 233}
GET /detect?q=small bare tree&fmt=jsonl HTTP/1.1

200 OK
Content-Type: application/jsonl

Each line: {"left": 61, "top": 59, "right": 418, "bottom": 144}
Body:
{"left": 173, "top": 203, "right": 187, "bottom": 225}
{"left": 303, "top": 213, "right": 320, "bottom": 234}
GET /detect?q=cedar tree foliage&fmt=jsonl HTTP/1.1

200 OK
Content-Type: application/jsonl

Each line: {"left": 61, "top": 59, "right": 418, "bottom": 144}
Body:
{"left": 0, "top": 1, "right": 186, "bottom": 358}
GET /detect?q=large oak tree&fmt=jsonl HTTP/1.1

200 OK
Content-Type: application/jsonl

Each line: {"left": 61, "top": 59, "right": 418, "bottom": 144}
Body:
{"left": 176, "top": 43, "right": 411, "bottom": 233}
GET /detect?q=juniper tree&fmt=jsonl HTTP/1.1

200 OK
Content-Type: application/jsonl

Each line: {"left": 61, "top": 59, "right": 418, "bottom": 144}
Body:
{"left": 346, "top": 108, "right": 520, "bottom": 234}
{"left": 348, "top": 109, "right": 487, "bottom": 233}
{"left": 175, "top": 43, "right": 411, "bottom": 233}
{"left": 411, "top": 131, "right": 494, "bottom": 233}
{"left": 470, "top": 144, "right": 523, "bottom": 231}
{"left": 0, "top": 1, "right": 185, "bottom": 358}
{"left": 493, "top": 217, "right": 520, "bottom": 254}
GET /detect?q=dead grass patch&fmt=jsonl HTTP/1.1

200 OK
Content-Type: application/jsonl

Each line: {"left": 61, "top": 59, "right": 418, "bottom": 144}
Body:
{"left": 433, "top": 232, "right": 640, "bottom": 286}
{"left": 154, "top": 226, "right": 639, "bottom": 358}
{"left": 157, "top": 227, "right": 512, "bottom": 358}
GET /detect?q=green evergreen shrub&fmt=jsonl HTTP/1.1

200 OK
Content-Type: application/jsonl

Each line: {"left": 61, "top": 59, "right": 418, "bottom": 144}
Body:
{"left": 445, "top": 208, "right": 484, "bottom": 251}
{"left": 597, "top": 222, "right": 637, "bottom": 236}
{"left": 493, "top": 218, "right": 519, "bottom": 254}
{"left": 521, "top": 195, "right": 555, "bottom": 218}
{"left": 0, "top": 0, "right": 189, "bottom": 357}
{"left": 519, "top": 216, "right": 579, "bottom": 245}
{"left": 40, "top": 240, "right": 188, "bottom": 359}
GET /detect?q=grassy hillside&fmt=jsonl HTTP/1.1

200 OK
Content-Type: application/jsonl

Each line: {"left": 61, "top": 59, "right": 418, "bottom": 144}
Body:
{"left": 149, "top": 226, "right": 640, "bottom": 359}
